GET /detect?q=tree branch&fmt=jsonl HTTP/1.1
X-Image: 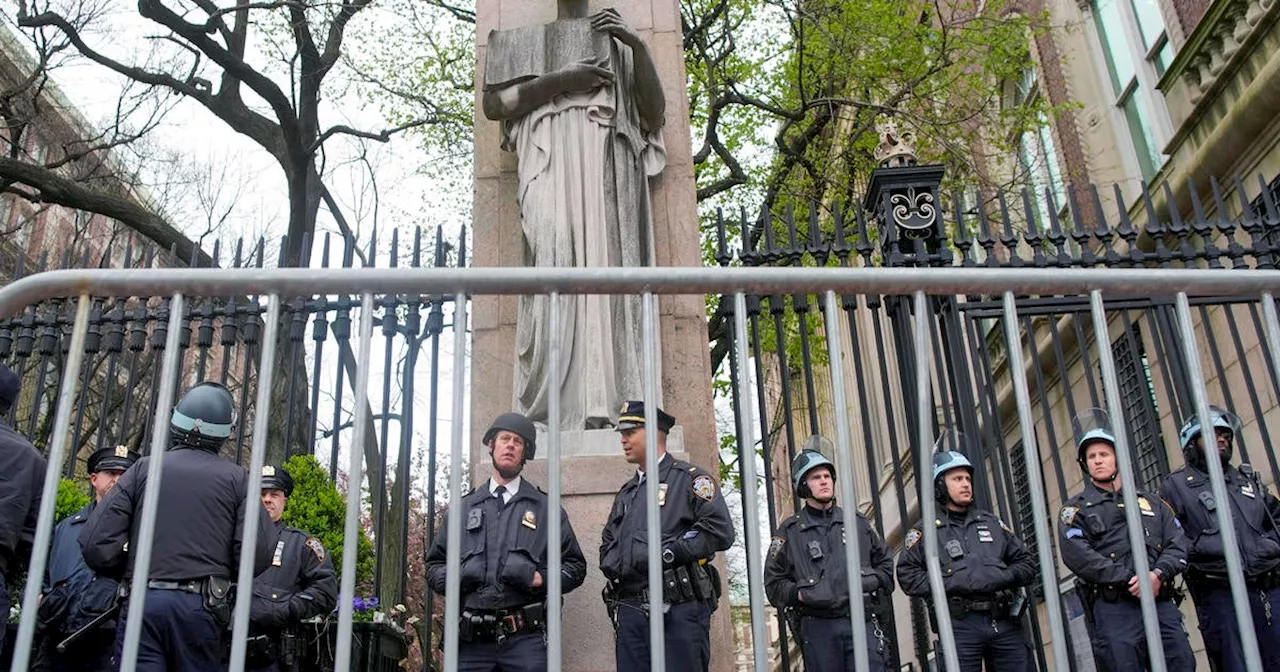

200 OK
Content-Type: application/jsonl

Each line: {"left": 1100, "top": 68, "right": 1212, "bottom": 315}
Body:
{"left": 0, "top": 157, "right": 214, "bottom": 267}
{"left": 311, "top": 118, "right": 437, "bottom": 153}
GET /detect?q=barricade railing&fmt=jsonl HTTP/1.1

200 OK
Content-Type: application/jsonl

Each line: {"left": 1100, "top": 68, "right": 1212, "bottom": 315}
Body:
{"left": 3, "top": 265, "right": 1279, "bottom": 672}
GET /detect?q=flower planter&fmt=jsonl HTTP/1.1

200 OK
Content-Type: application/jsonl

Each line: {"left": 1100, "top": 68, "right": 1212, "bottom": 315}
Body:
{"left": 300, "top": 620, "right": 409, "bottom": 672}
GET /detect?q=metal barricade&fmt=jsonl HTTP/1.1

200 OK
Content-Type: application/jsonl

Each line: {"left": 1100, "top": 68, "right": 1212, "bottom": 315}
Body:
{"left": 3, "top": 265, "right": 1279, "bottom": 672}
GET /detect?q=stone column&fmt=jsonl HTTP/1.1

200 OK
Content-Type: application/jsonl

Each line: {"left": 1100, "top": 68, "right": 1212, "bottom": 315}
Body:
{"left": 471, "top": 0, "right": 727, "bottom": 669}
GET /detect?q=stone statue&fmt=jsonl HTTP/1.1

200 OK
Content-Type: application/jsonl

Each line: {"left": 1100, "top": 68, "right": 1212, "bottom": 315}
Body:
{"left": 483, "top": 2, "right": 666, "bottom": 430}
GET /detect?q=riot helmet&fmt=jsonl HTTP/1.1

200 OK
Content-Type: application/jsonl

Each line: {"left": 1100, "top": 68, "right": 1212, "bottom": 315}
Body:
{"left": 791, "top": 435, "right": 836, "bottom": 500}
{"left": 170, "top": 382, "right": 235, "bottom": 451}
{"left": 932, "top": 430, "right": 975, "bottom": 506}
{"left": 1072, "top": 408, "right": 1118, "bottom": 483}
{"left": 483, "top": 412, "right": 537, "bottom": 462}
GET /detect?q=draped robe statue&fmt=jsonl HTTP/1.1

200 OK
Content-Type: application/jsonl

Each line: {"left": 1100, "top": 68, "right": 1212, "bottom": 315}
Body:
{"left": 483, "top": 4, "right": 666, "bottom": 430}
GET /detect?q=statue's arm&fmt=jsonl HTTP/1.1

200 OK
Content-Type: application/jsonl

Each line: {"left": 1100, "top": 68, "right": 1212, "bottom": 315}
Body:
{"left": 591, "top": 9, "right": 665, "bottom": 132}
{"left": 482, "top": 64, "right": 614, "bottom": 121}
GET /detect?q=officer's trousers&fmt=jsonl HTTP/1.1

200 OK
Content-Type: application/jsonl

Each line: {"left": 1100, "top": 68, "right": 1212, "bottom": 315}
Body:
{"left": 112, "top": 590, "right": 226, "bottom": 672}
{"left": 1089, "top": 598, "right": 1194, "bottom": 672}
{"left": 798, "top": 615, "right": 889, "bottom": 672}
{"left": 1194, "top": 584, "right": 1280, "bottom": 672}
{"left": 615, "top": 600, "right": 711, "bottom": 672}
{"left": 456, "top": 632, "right": 547, "bottom": 672}
{"left": 942, "top": 612, "right": 1029, "bottom": 672}
{"left": 47, "top": 628, "right": 115, "bottom": 672}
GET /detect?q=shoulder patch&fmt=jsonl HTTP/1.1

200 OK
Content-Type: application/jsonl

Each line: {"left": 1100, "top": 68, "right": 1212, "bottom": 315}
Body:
{"left": 905, "top": 528, "right": 921, "bottom": 550}
{"left": 305, "top": 537, "right": 326, "bottom": 562}
{"left": 693, "top": 475, "right": 716, "bottom": 502}
{"left": 769, "top": 536, "right": 785, "bottom": 558}
{"left": 1060, "top": 506, "right": 1079, "bottom": 528}
{"left": 997, "top": 518, "right": 1014, "bottom": 534}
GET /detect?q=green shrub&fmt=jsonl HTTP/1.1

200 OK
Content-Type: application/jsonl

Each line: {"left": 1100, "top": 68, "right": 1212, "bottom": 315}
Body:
{"left": 56, "top": 478, "right": 91, "bottom": 523}
{"left": 281, "top": 454, "right": 374, "bottom": 589}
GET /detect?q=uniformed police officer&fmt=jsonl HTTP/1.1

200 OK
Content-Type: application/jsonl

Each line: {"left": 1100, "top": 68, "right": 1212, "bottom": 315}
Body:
{"left": 1160, "top": 405, "right": 1280, "bottom": 671}
{"left": 764, "top": 437, "right": 895, "bottom": 672}
{"left": 1057, "top": 409, "right": 1193, "bottom": 671}
{"left": 425, "top": 412, "right": 587, "bottom": 672}
{"left": 0, "top": 362, "right": 48, "bottom": 658}
{"left": 599, "top": 400, "right": 735, "bottom": 672}
{"left": 80, "top": 381, "right": 276, "bottom": 672}
{"left": 897, "top": 444, "right": 1037, "bottom": 672}
{"left": 247, "top": 464, "right": 338, "bottom": 672}
{"left": 37, "top": 445, "right": 140, "bottom": 671}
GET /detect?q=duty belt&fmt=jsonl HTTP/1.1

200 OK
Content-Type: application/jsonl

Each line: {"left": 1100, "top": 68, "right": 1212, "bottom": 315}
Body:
{"left": 1091, "top": 582, "right": 1175, "bottom": 603}
{"left": 615, "top": 563, "right": 714, "bottom": 605}
{"left": 1191, "top": 569, "right": 1280, "bottom": 590}
{"left": 947, "top": 595, "right": 1006, "bottom": 619}
{"left": 458, "top": 604, "right": 546, "bottom": 644}
{"left": 146, "top": 580, "right": 202, "bottom": 594}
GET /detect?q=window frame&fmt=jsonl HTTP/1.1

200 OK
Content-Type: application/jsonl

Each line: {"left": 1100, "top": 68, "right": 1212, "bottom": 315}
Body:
{"left": 1087, "top": 0, "right": 1175, "bottom": 184}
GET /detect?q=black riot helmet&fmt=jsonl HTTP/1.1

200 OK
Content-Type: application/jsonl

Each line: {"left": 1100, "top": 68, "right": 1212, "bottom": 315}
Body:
{"left": 169, "top": 382, "right": 236, "bottom": 451}
{"left": 482, "top": 412, "right": 537, "bottom": 461}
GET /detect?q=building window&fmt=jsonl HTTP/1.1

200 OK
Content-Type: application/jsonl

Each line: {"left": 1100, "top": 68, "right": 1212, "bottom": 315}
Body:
{"left": 1006, "top": 66, "right": 1067, "bottom": 225}
{"left": 1092, "top": 0, "right": 1173, "bottom": 181}
{"left": 1111, "top": 324, "right": 1166, "bottom": 491}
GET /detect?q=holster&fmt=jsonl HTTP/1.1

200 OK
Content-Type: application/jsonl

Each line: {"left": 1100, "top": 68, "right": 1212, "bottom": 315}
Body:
{"left": 280, "top": 629, "right": 303, "bottom": 672}
{"left": 602, "top": 585, "right": 620, "bottom": 631}
{"left": 202, "top": 576, "right": 234, "bottom": 629}
{"left": 785, "top": 606, "right": 803, "bottom": 641}
{"left": 245, "top": 634, "right": 277, "bottom": 668}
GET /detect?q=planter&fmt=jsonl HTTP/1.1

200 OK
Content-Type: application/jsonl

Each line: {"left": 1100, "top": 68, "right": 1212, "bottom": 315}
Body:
{"left": 300, "top": 620, "right": 409, "bottom": 672}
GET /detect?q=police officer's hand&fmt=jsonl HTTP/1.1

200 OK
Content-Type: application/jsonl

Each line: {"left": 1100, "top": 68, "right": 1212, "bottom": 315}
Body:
{"left": 1127, "top": 572, "right": 1161, "bottom": 598}
{"left": 860, "top": 571, "right": 881, "bottom": 594}
{"left": 532, "top": 571, "right": 544, "bottom": 589}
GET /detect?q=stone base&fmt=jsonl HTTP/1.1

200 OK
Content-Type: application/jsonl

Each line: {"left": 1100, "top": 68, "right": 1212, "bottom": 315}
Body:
{"left": 531, "top": 426, "right": 686, "bottom": 459}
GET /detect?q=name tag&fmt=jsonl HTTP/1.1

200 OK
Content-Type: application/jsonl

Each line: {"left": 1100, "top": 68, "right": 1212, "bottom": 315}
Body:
{"left": 977, "top": 526, "right": 994, "bottom": 543}
{"left": 272, "top": 540, "right": 286, "bottom": 567}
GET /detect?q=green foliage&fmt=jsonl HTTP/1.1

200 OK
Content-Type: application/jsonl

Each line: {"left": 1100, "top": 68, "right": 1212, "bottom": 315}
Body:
{"left": 56, "top": 479, "right": 91, "bottom": 523}
{"left": 281, "top": 455, "right": 375, "bottom": 590}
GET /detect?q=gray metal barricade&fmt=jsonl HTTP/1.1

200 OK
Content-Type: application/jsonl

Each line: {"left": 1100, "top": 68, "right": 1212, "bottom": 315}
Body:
{"left": 3, "top": 265, "right": 1279, "bottom": 672}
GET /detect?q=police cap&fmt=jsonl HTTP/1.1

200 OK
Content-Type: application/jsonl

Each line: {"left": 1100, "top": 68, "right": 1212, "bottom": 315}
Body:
{"left": 260, "top": 464, "right": 294, "bottom": 496}
{"left": 615, "top": 400, "right": 675, "bottom": 433}
{"left": 87, "top": 445, "right": 140, "bottom": 473}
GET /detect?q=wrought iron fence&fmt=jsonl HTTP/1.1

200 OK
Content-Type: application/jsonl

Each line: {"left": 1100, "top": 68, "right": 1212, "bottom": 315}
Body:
{"left": 711, "top": 171, "right": 1280, "bottom": 670}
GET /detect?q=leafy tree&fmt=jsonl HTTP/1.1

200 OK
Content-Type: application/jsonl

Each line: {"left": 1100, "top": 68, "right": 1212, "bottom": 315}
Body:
{"left": 282, "top": 454, "right": 374, "bottom": 590}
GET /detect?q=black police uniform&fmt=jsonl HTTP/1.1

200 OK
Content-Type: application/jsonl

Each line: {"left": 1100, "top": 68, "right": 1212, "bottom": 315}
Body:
{"left": 897, "top": 508, "right": 1036, "bottom": 672}
{"left": 426, "top": 477, "right": 587, "bottom": 672}
{"left": 37, "top": 446, "right": 139, "bottom": 672}
{"left": 1058, "top": 482, "right": 1194, "bottom": 671}
{"left": 247, "top": 466, "right": 338, "bottom": 672}
{"left": 1161, "top": 460, "right": 1280, "bottom": 670}
{"left": 764, "top": 505, "right": 894, "bottom": 672}
{"left": 80, "top": 386, "right": 275, "bottom": 672}
{"left": 0, "top": 363, "right": 47, "bottom": 659}
{"left": 600, "top": 404, "right": 735, "bottom": 672}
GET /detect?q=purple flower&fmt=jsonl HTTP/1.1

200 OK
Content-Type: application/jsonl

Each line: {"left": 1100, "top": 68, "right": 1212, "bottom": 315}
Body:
{"left": 367, "top": 597, "right": 379, "bottom": 610}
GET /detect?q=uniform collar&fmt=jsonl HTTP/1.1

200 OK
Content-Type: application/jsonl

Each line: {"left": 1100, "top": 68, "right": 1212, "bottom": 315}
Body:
{"left": 801, "top": 504, "right": 842, "bottom": 523}
{"left": 488, "top": 476, "right": 523, "bottom": 500}
{"left": 636, "top": 452, "right": 669, "bottom": 481}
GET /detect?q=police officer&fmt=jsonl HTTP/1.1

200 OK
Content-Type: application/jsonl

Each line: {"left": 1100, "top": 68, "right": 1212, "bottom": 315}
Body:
{"left": 764, "top": 437, "right": 895, "bottom": 671}
{"left": 0, "top": 362, "right": 48, "bottom": 658}
{"left": 1057, "top": 409, "right": 1193, "bottom": 671}
{"left": 599, "top": 400, "right": 735, "bottom": 672}
{"left": 1160, "top": 405, "right": 1280, "bottom": 671}
{"left": 247, "top": 464, "right": 338, "bottom": 672}
{"left": 80, "top": 381, "right": 276, "bottom": 671}
{"left": 897, "top": 445, "right": 1037, "bottom": 672}
{"left": 38, "top": 445, "right": 139, "bottom": 671}
{"left": 425, "top": 412, "right": 587, "bottom": 672}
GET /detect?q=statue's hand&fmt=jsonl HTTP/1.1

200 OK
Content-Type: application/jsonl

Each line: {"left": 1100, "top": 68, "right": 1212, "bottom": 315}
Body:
{"left": 558, "top": 59, "right": 615, "bottom": 93}
{"left": 591, "top": 8, "right": 643, "bottom": 49}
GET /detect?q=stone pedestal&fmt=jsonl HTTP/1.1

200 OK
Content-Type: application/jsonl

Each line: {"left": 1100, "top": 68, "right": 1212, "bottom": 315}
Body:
{"left": 470, "top": 0, "right": 725, "bottom": 668}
